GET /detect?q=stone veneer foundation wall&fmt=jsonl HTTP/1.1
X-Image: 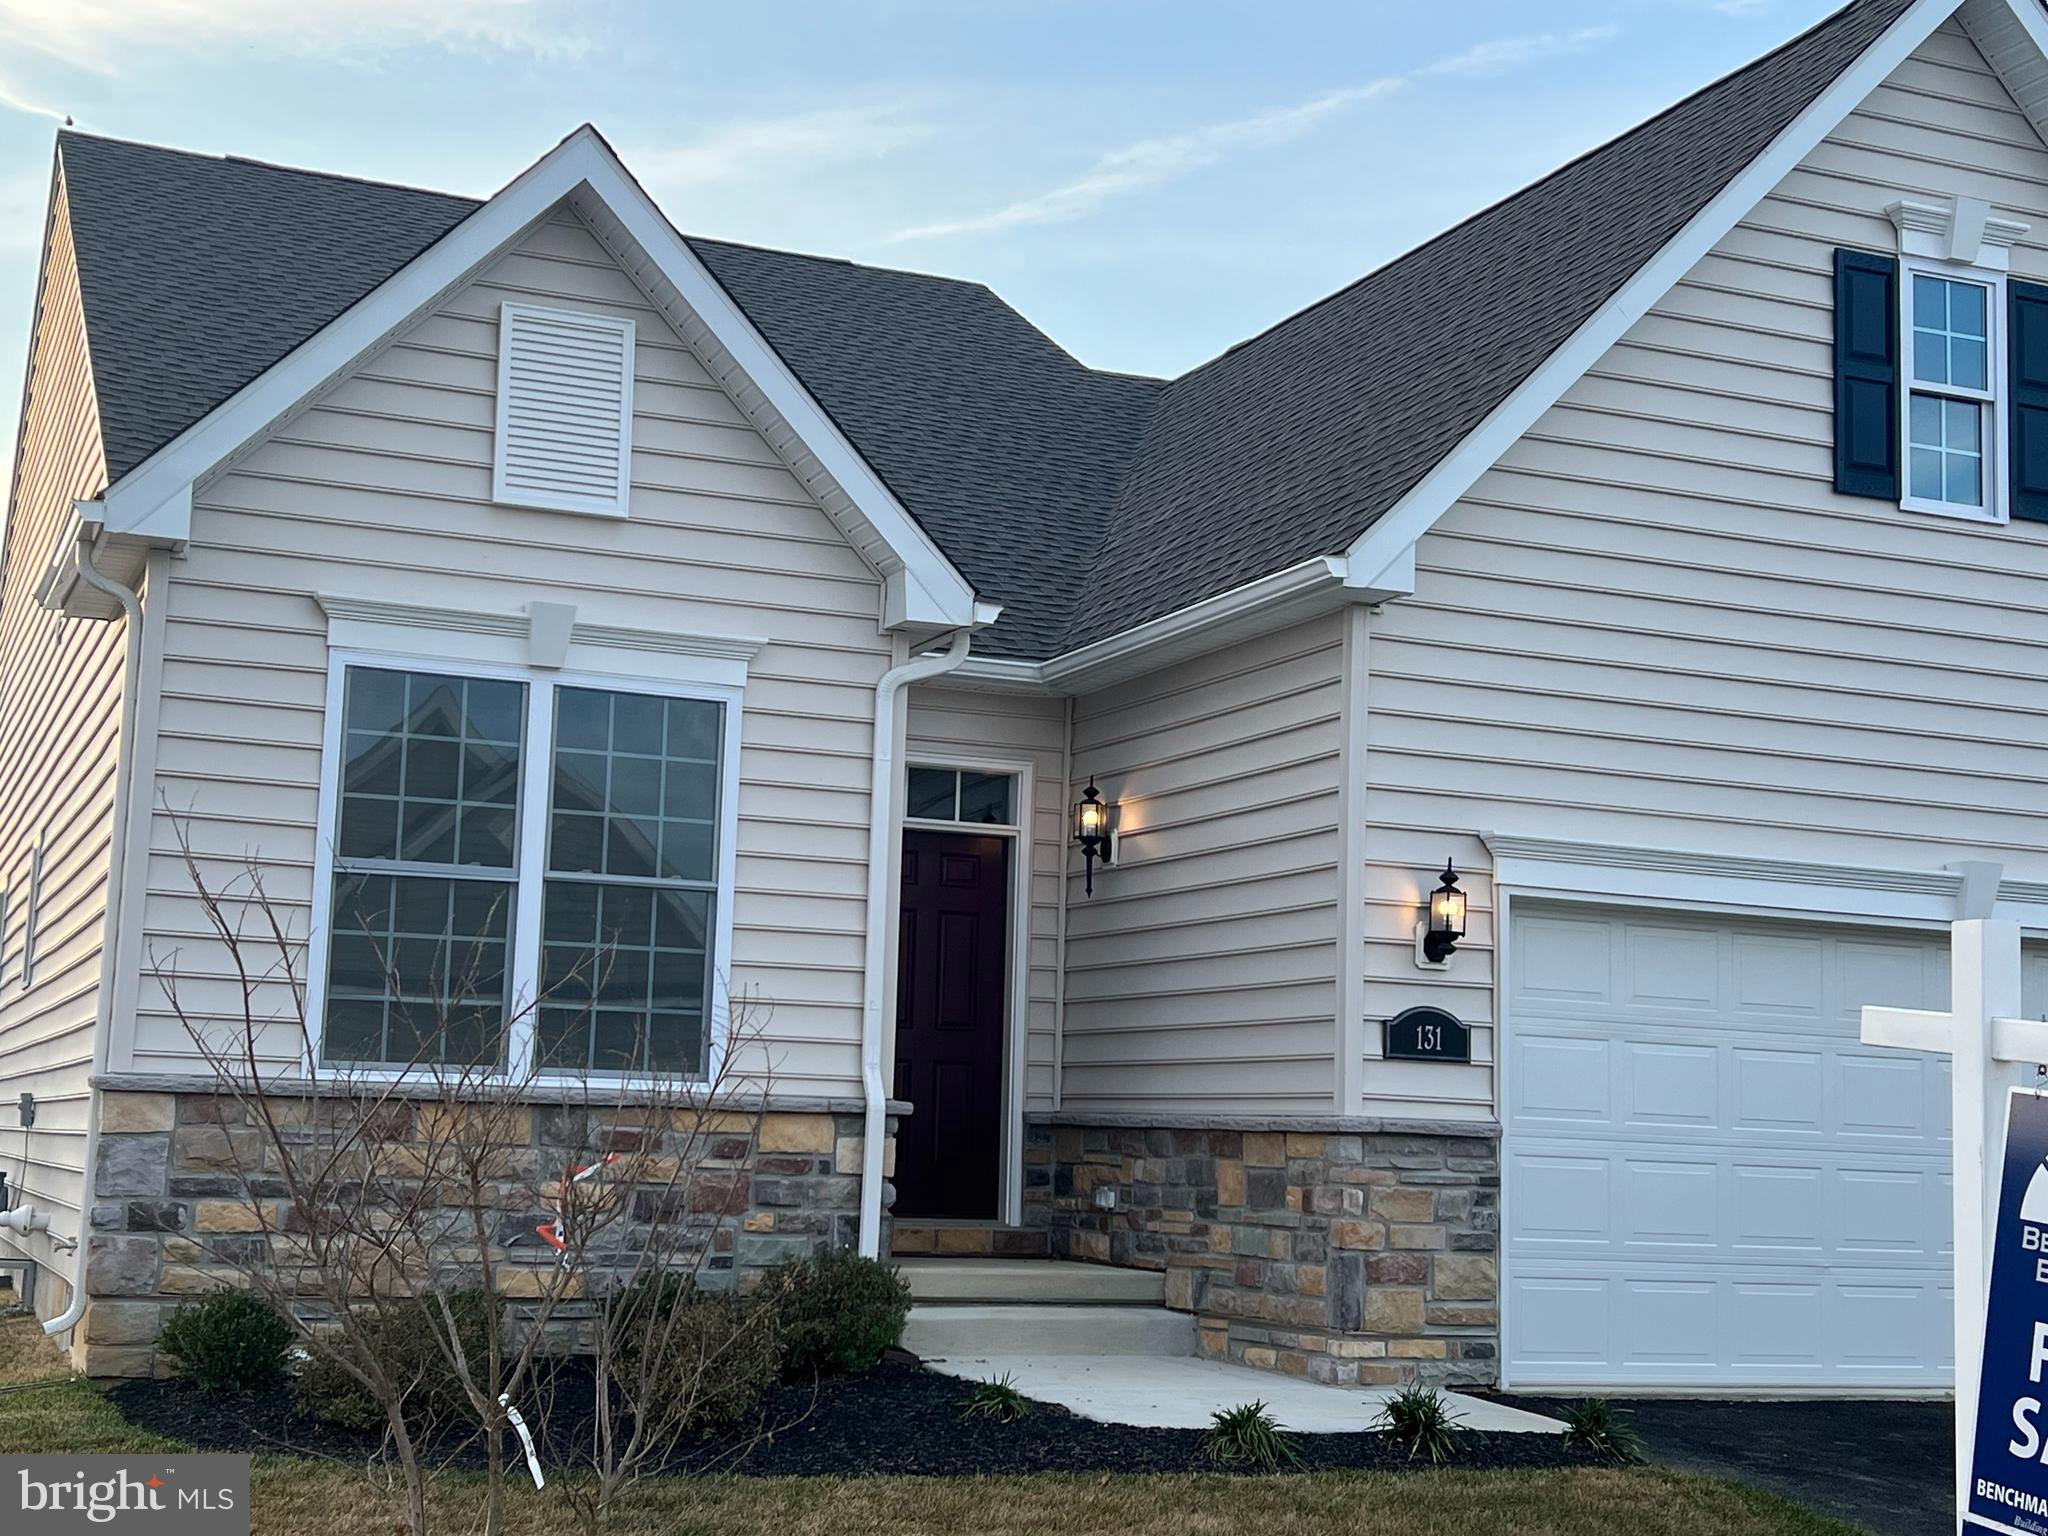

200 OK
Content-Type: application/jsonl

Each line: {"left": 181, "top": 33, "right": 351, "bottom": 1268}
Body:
{"left": 1021, "top": 1115, "right": 1499, "bottom": 1388}
{"left": 74, "top": 1084, "right": 896, "bottom": 1378}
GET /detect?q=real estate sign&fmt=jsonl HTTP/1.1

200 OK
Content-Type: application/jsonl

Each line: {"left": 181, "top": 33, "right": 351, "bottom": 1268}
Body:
{"left": 1968, "top": 1090, "right": 2048, "bottom": 1534}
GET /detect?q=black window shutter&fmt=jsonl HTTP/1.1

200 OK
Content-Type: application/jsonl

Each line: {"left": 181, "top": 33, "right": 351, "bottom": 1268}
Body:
{"left": 2010, "top": 279, "right": 2048, "bottom": 522}
{"left": 1843, "top": 249, "right": 1900, "bottom": 495}
{"left": 1833, "top": 248, "right": 1899, "bottom": 499}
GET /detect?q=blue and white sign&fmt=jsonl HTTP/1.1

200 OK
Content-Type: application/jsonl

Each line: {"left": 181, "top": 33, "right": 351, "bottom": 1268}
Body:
{"left": 1968, "top": 1090, "right": 2048, "bottom": 1533}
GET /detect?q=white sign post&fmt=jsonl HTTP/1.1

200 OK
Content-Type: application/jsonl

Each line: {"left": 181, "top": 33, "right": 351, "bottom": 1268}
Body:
{"left": 1860, "top": 918, "right": 2046, "bottom": 1532}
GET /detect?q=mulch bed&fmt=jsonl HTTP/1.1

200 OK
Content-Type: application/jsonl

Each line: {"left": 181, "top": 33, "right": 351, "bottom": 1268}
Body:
{"left": 109, "top": 1353, "right": 1604, "bottom": 1478}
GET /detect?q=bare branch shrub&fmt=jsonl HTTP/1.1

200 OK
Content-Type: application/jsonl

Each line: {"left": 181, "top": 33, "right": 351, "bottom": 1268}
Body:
{"left": 150, "top": 823, "right": 778, "bottom": 1536}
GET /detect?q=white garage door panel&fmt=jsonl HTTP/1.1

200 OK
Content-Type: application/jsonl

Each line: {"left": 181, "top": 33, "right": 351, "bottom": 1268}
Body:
{"left": 1505, "top": 906, "right": 2045, "bottom": 1390}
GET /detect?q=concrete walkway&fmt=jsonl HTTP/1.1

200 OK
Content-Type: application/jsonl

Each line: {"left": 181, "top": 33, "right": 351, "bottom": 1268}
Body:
{"left": 923, "top": 1353, "right": 1563, "bottom": 1433}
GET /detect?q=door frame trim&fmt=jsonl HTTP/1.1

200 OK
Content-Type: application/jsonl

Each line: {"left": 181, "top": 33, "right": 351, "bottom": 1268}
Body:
{"left": 900, "top": 750, "right": 1036, "bottom": 1227}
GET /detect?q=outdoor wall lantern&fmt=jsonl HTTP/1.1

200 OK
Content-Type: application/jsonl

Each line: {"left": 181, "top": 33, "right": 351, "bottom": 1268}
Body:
{"left": 1414, "top": 859, "right": 1467, "bottom": 969}
{"left": 1072, "top": 779, "right": 1116, "bottom": 896}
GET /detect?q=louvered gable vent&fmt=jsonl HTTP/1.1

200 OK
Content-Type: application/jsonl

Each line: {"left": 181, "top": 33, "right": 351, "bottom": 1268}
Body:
{"left": 492, "top": 302, "right": 636, "bottom": 516}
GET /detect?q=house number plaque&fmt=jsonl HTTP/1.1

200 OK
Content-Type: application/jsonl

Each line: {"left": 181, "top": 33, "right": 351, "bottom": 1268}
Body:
{"left": 1382, "top": 1006, "right": 1470, "bottom": 1064}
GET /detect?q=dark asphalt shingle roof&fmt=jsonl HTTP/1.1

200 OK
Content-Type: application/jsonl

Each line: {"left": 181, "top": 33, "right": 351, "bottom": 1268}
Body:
{"left": 48, "top": 0, "right": 1914, "bottom": 660}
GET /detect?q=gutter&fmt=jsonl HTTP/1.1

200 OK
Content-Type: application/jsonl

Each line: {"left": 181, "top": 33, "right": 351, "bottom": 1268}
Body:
{"left": 857, "top": 629, "right": 973, "bottom": 1257}
{"left": 44, "top": 531, "right": 146, "bottom": 1340}
{"left": 949, "top": 550, "right": 1415, "bottom": 694}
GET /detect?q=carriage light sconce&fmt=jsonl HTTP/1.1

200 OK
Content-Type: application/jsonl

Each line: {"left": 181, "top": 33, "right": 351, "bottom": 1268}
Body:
{"left": 1414, "top": 859, "right": 1467, "bottom": 969}
{"left": 1072, "top": 779, "right": 1116, "bottom": 896}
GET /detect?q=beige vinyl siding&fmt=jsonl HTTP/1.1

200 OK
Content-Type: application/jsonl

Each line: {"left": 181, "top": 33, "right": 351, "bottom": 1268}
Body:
{"left": 903, "top": 683, "right": 1065, "bottom": 1108}
{"left": 1359, "top": 21, "right": 2048, "bottom": 1119}
{"left": 1063, "top": 614, "right": 1345, "bottom": 1114}
{"left": 0, "top": 177, "right": 122, "bottom": 1285}
{"left": 130, "top": 207, "right": 894, "bottom": 1097}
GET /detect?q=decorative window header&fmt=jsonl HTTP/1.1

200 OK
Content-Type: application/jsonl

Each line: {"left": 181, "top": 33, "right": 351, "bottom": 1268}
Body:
{"left": 1886, "top": 196, "right": 2030, "bottom": 271}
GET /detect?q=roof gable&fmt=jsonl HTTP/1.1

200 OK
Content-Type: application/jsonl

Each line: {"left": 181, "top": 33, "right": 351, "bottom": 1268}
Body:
{"left": 44, "top": 0, "right": 2032, "bottom": 667}
{"left": 1062, "top": 0, "right": 1928, "bottom": 652}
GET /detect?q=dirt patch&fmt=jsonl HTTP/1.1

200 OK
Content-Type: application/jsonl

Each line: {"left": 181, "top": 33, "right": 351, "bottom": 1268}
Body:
{"left": 0, "top": 1314, "right": 69, "bottom": 1387}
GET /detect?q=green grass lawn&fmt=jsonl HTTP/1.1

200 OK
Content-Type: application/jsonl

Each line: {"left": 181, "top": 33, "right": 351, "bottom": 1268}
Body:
{"left": 0, "top": 1318, "right": 1863, "bottom": 1535}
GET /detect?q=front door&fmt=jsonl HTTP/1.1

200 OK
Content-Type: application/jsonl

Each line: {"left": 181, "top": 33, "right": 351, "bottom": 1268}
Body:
{"left": 893, "top": 829, "right": 1008, "bottom": 1219}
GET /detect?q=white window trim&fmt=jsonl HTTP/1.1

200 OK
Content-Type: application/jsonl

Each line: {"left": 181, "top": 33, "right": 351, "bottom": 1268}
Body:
{"left": 305, "top": 644, "right": 744, "bottom": 1087}
{"left": 1896, "top": 253, "right": 2009, "bottom": 525}
{"left": 491, "top": 301, "right": 637, "bottom": 521}
{"left": 902, "top": 760, "right": 1023, "bottom": 830}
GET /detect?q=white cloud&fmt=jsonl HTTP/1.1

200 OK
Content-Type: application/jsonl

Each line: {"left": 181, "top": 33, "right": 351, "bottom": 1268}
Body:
{"left": 891, "top": 78, "right": 1402, "bottom": 243}
{"left": 631, "top": 104, "right": 935, "bottom": 192}
{"left": 0, "top": 0, "right": 585, "bottom": 73}
{"left": 0, "top": 63, "right": 67, "bottom": 124}
{"left": 889, "top": 26, "right": 1620, "bottom": 243}
{"left": 1420, "top": 26, "right": 1621, "bottom": 78}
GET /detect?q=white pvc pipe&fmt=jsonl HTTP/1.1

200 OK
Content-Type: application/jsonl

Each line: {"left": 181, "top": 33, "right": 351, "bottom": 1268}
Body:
{"left": 856, "top": 630, "right": 972, "bottom": 1257}
{"left": 44, "top": 534, "right": 144, "bottom": 1338}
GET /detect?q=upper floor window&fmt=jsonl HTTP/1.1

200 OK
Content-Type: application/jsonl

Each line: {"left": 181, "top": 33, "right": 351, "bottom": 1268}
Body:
{"left": 1832, "top": 199, "right": 2048, "bottom": 526}
{"left": 318, "top": 662, "right": 727, "bottom": 1078}
{"left": 492, "top": 302, "right": 636, "bottom": 518}
{"left": 1904, "top": 270, "right": 1995, "bottom": 514}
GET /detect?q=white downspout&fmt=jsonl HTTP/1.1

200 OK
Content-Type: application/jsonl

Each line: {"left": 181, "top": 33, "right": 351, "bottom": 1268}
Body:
{"left": 44, "top": 534, "right": 144, "bottom": 1339}
{"left": 857, "top": 629, "right": 972, "bottom": 1258}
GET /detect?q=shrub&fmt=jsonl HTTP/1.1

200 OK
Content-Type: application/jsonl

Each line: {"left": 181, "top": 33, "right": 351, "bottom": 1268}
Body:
{"left": 1204, "top": 1400, "right": 1300, "bottom": 1471}
{"left": 768, "top": 1247, "right": 909, "bottom": 1379}
{"left": 960, "top": 1372, "right": 1032, "bottom": 1423}
{"left": 1374, "top": 1383, "right": 1464, "bottom": 1464}
{"left": 608, "top": 1273, "right": 782, "bottom": 1433}
{"left": 295, "top": 1289, "right": 498, "bottom": 1431}
{"left": 1560, "top": 1397, "right": 1643, "bottom": 1463}
{"left": 157, "top": 1290, "right": 294, "bottom": 1394}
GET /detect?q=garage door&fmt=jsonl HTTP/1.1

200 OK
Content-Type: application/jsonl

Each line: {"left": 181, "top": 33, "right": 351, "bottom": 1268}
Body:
{"left": 1504, "top": 904, "right": 2047, "bottom": 1391}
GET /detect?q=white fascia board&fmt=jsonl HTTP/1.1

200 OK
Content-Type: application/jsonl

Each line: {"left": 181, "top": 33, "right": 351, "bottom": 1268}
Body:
{"left": 952, "top": 545, "right": 1416, "bottom": 692}
{"left": 567, "top": 149, "right": 979, "bottom": 630}
{"left": 91, "top": 127, "right": 983, "bottom": 629}
{"left": 1342, "top": 0, "right": 1966, "bottom": 580}
{"left": 1959, "top": 0, "right": 2048, "bottom": 146}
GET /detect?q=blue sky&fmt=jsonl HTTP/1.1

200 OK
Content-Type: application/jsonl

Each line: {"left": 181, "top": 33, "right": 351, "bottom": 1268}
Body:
{"left": 0, "top": 0, "right": 1843, "bottom": 474}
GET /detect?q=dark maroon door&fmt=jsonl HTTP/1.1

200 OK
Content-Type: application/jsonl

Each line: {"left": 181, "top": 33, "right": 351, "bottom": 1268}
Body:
{"left": 893, "top": 829, "right": 1008, "bottom": 1220}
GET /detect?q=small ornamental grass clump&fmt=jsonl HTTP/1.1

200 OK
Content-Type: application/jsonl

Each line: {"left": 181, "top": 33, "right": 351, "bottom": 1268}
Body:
{"left": 1560, "top": 1396, "right": 1643, "bottom": 1463}
{"left": 768, "top": 1248, "right": 910, "bottom": 1380}
{"left": 959, "top": 1372, "right": 1032, "bottom": 1424}
{"left": 1374, "top": 1383, "right": 1465, "bottom": 1464}
{"left": 1204, "top": 1400, "right": 1301, "bottom": 1471}
{"left": 157, "top": 1290, "right": 295, "bottom": 1394}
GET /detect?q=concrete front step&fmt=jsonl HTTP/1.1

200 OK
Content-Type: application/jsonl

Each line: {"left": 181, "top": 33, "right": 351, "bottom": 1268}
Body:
{"left": 896, "top": 1258, "right": 1165, "bottom": 1306}
{"left": 901, "top": 1302, "right": 1196, "bottom": 1360}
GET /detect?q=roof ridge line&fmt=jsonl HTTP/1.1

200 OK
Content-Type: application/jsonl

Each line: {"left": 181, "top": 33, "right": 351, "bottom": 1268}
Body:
{"left": 1186, "top": 0, "right": 1871, "bottom": 382}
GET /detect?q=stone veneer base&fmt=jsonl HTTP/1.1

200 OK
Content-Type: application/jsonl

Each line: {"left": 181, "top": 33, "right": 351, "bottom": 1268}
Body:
{"left": 75, "top": 1086, "right": 895, "bottom": 1379}
{"left": 1021, "top": 1115, "right": 1500, "bottom": 1388}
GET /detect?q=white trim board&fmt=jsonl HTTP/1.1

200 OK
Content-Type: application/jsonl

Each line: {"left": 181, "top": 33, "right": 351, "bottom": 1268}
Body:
{"left": 1481, "top": 831, "right": 2048, "bottom": 932}
{"left": 1343, "top": 0, "right": 2012, "bottom": 586}
{"left": 88, "top": 126, "right": 983, "bottom": 631}
{"left": 896, "top": 746, "right": 1037, "bottom": 1229}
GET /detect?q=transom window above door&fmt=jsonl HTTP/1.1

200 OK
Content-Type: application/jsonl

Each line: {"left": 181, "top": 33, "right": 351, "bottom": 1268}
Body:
{"left": 905, "top": 766, "right": 1016, "bottom": 826}
{"left": 318, "top": 662, "right": 731, "bottom": 1078}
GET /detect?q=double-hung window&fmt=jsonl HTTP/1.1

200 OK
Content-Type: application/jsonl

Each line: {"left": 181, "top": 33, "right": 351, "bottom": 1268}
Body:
{"left": 1903, "top": 266, "right": 1999, "bottom": 518}
{"left": 319, "top": 661, "right": 726, "bottom": 1078}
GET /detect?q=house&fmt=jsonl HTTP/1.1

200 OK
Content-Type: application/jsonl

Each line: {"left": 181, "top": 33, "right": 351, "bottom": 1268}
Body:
{"left": 3, "top": 0, "right": 2048, "bottom": 1394}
